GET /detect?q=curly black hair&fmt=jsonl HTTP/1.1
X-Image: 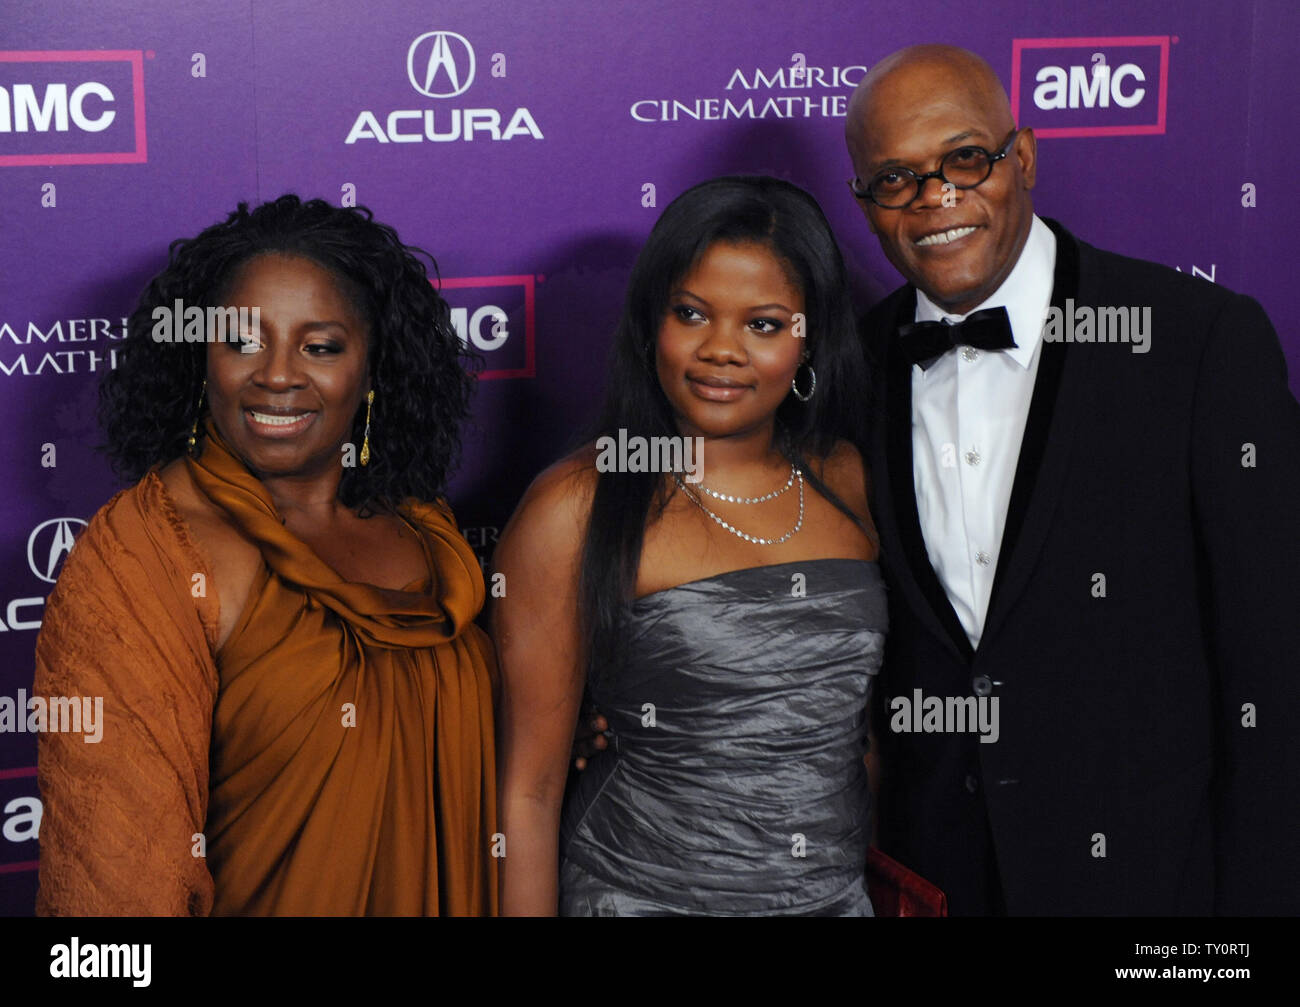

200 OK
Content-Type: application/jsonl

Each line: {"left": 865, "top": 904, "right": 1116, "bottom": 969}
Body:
{"left": 99, "top": 194, "right": 478, "bottom": 511}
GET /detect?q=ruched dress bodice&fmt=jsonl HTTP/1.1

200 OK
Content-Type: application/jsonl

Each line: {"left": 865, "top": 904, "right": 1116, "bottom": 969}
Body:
{"left": 560, "top": 558, "right": 887, "bottom": 916}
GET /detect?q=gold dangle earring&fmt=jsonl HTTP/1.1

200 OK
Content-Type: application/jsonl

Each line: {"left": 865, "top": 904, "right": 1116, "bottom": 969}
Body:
{"left": 360, "top": 389, "right": 374, "bottom": 466}
{"left": 187, "top": 378, "right": 207, "bottom": 454}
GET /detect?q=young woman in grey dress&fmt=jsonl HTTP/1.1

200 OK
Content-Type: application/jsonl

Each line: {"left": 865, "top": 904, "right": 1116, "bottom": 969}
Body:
{"left": 493, "top": 176, "right": 886, "bottom": 915}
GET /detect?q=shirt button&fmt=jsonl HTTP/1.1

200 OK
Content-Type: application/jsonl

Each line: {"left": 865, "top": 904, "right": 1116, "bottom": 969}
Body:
{"left": 965, "top": 773, "right": 979, "bottom": 793}
{"left": 965, "top": 449, "right": 981, "bottom": 466}
{"left": 975, "top": 550, "right": 991, "bottom": 566}
{"left": 961, "top": 346, "right": 980, "bottom": 361}
{"left": 972, "top": 675, "right": 993, "bottom": 697}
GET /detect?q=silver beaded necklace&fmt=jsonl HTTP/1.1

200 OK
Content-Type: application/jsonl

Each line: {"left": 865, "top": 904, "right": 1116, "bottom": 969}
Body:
{"left": 674, "top": 467, "right": 805, "bottom": 546}
{"left": 695, "top": 462, "right": 797, "bottom": 504}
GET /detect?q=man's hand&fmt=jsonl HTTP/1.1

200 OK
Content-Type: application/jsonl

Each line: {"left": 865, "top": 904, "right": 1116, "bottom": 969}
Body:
{"left": 572, "top": 703, "right": 609, "bottom": 771}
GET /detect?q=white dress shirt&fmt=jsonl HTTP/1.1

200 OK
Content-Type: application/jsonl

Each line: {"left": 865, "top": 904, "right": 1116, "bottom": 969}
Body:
{"left": 910, "top": 214, "right": 1057, "bottom": 648}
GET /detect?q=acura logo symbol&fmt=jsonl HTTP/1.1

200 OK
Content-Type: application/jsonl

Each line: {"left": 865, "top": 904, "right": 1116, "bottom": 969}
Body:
{"left": 407, "top": 31, "right": 475, "bottom": 99}
{"left": 28, "top": 517, "right": 87, "bottom": 583}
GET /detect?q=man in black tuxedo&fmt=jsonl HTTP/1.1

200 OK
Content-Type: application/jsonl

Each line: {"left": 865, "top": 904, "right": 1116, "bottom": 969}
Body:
{"left": 847, "top": 44, "right": 1300, "bottom": 915}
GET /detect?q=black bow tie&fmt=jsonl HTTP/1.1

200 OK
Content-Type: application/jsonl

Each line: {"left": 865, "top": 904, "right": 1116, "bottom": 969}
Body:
{"left": 897, "top": 305, "right": 1018, "bottom": 369}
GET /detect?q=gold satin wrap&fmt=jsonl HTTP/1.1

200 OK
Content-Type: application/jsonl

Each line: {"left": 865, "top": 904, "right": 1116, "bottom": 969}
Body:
{"left": 35, "top": 421, "right": 498, "bottom": 915}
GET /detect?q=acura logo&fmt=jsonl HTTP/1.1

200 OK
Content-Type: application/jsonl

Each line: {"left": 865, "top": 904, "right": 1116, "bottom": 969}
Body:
{"left": 407, "top": 31, "right": 475, "bottom": 99}
{"left": 27, "top": 517, "right": 87, "bottom": 583}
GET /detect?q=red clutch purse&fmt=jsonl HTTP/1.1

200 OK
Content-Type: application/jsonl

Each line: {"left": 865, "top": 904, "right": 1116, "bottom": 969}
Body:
{"left": 866, "top": 847, "right": 948, "bottom": 917}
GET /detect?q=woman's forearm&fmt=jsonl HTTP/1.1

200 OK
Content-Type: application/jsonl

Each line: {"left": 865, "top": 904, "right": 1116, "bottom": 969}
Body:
{"left": 499, "top": 790, "right": 564, "bottom": 915}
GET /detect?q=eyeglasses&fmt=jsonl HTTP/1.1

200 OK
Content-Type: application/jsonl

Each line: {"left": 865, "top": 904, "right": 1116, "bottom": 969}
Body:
{"left": 848, "top": 129, "right": 1020, "bottom": 209}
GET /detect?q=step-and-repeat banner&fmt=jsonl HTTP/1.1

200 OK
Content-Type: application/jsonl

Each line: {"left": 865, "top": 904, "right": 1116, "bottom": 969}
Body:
{"left": 1, "top": 0, "right": 1294, "bottom": 914}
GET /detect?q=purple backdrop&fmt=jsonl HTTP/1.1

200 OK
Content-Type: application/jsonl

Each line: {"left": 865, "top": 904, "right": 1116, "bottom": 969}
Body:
{"left": 2, "top": 0, "right": 1296, "bottom": 915}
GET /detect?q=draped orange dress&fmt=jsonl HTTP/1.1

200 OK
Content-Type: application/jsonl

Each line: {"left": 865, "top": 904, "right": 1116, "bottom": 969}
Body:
{"left": 34, "top": 423, "right": 499, "bottom": 915}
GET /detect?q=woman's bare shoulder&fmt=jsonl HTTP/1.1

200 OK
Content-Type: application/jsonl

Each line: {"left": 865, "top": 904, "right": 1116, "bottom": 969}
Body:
{"left": 807, "top": 440, "right": 871, "bottom": 512}
{"left": 501, "top": 446, "right": 599, "bottom": 546}
{"left": 527, "top": 445, "right": 600, "bottom": 500}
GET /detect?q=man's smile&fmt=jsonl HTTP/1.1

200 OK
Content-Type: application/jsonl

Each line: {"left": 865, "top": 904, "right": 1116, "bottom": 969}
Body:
{"left": 914, "top": 224, "right": 981, "bottom": 248}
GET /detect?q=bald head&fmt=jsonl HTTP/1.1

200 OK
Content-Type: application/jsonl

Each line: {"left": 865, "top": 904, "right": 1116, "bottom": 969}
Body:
{"left": 846, "top": 45, "right": 1013, "bottom": 153}
{"left": 843, "top": 44, "right": 1037, "bottom": 315}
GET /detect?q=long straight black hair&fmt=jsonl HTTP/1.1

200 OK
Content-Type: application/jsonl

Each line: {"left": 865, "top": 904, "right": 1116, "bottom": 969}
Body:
{"left": 578, "top": 175, "right": 871, "bottom": 690}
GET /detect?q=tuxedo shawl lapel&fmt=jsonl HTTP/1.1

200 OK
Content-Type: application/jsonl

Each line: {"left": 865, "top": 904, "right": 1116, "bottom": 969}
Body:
{"left": 878, "top": 285, "right": 975, "bottom": 663}
{"left": 980, "top": 218, "right": 1095, "bottom": 647}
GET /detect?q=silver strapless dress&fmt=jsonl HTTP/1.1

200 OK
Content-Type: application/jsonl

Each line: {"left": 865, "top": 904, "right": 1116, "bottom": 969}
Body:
{"left": 559, "top": 558, "right": 888, "bottom": 916}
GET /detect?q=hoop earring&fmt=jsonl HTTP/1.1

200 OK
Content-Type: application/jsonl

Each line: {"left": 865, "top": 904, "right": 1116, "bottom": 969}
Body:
{"left": 791, "top": 362, "right": 816, "bottom": 402}
{"left": 359, "top": 389, "right": 374, "bottom": 466}
{"left": 187, "top": 378, "right": 207, "bottom": 454}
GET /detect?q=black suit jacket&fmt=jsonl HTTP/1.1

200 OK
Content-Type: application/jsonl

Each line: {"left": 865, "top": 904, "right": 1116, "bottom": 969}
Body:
{"left": 862, "top": 218, "right": 1300, "bottom": 915}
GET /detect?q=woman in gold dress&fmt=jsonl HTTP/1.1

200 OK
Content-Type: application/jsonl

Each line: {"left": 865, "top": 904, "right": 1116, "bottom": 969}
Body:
{"left": 34, "top": 195, "right": 497, "bottom": 915}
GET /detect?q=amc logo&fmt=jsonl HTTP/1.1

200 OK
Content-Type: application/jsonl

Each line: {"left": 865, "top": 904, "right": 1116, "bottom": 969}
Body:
{"left": 1010, "top": 36, "right": 1170, "bottom": 137}
{"left": 0, "top": 49, "right": 147, "bottom": 165}
{"left": 438, "top": 274, "right": 536, "bottom": 380}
